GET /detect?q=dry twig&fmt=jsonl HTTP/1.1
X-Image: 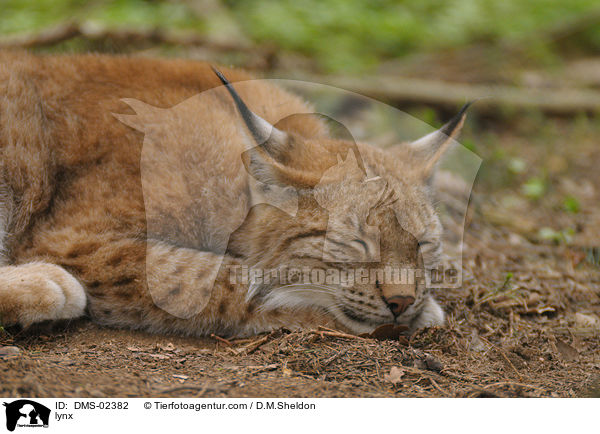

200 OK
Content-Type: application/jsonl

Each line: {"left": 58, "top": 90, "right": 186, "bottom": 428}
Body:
{"left": 210, "top": 334, "right": 232, "bottom": 347}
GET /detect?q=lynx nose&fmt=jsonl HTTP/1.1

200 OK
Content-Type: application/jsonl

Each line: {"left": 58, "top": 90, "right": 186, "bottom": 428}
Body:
{"left": 385, "top": 295, "right": 415, "bottom": 317}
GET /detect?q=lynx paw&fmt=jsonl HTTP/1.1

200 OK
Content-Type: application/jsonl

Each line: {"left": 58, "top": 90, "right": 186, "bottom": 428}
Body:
{"left": 0, "top": 263, "right": 86, "bottom": 327}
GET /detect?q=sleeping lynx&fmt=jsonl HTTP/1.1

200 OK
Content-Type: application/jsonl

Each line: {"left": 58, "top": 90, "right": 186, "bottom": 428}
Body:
{"left": 0, "top": 51, "right": 466, "bottom": 337}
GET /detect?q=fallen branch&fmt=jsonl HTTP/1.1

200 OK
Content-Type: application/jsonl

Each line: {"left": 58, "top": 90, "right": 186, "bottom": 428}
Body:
{"left": 285, "top": 73, "right": 600, "bottom": 115}
{"left": 0, "top": 21, "right": 271, "bottom": 56}
{"left": 6, "top": 23, "right": 600, "bottom": 115}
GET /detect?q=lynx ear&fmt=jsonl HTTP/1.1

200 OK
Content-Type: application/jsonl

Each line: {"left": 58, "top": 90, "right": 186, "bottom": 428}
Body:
{"left": 212, "top": 66, "right": 289, "bottom": 154}
{"left": 213, "top": 66, "right": 320, "bottom": 191}
{"left": 407, "top": 102, "right": 471, "bottom": 179}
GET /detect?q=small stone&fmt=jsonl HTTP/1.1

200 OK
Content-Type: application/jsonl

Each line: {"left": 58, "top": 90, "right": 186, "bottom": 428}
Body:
{"left": 415, "top": 355, "right": 444, "bottom": 373}
{"left": 360, "top": 324, "right": 409, "bottom": 340}
{"left": 468, "top": 330, "right": 488, "bottom": 352}
{"left": 423, "top": 355, "right": 444, "bottom": 372}
{"left": 554, "top": 339, "right": 579, "bottom": 362}
{"left": 574, "top": 313, "right": 600, "bottom": 329}
{"left": 172, "top": 374, "right": 188, "bottom": 383}
{"left": 0, "top": 346, "right": 21, "bottom": 359}
{"left": 384, "top": 367, "right": 405, "bottom": 385}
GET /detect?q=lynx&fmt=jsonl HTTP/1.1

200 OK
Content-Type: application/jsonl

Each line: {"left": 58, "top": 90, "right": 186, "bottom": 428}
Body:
{"left": 0, "top": 51, "right": 467, "bottom": 337}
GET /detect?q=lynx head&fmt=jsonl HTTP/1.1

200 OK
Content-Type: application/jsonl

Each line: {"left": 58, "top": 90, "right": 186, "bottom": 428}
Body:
{"left": 215, "top": 68, "right": 468, "bottom": 334}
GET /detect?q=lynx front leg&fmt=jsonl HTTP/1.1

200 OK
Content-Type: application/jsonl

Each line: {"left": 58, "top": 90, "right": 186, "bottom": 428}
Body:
{"left": 79, "top": 239, "right": 328, "bottom": 337}
{"left": 21, "top": 235, "right": 330, "bottom": 336}
{"left": 76, "top": 239, "right": 254, "bottom": 335}
{"left": 0, "top": 263, "right": 86, "bottom": 327}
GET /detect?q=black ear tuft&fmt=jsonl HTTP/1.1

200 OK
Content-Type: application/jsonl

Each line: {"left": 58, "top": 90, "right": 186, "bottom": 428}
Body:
{"left": 211, "top": 65, "right": 288, "bottom": 148}
{"left": 402, "top": 101, "right": 473, "bottom": 181}
{"left": 439, "top": 101, "right": 472, "bottom": 138}
{"left": 211, "top": 65, "right": 230, "bottom": 86}
{"left": 211, "top": 66, "right": 262, "bottom": 142}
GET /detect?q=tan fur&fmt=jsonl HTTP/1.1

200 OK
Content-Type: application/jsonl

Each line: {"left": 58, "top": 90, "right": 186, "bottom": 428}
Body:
{"left": 0, "top": 51, "right": 458, "bottom": 337}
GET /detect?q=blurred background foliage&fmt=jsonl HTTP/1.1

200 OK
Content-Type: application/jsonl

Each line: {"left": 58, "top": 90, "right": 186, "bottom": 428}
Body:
{"left": 1, "top": 0, "right": 600, "bottom": 73}
{"left": 229, "top": 0, "right": 600, "bottom": 72}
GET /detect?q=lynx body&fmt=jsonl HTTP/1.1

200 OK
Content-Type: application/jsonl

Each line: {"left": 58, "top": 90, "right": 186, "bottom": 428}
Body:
{"left": 0, "top": 51, "right": 462, "bottom": 337}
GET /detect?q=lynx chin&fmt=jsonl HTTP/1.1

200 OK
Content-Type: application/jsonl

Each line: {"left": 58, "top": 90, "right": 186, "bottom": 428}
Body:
{"left": 0, "top": 51, "right": 468, "bottom": 337}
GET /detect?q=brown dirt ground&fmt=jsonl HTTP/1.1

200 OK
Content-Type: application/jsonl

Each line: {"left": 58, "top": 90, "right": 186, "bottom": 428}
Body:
{"left": 1, "top": 117, "right": 599, "bottom": 399}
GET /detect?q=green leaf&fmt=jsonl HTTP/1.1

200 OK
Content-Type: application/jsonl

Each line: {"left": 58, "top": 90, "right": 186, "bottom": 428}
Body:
{"left": 508, "top": 158, "right": 526, "bottom": 174}
{"left": 563, "top": 195, "right": 581, "bottom": 214}
{"left": 538, "top": 227, "right": 574, "bottom": 244}
{"left": 521, "top": 177, "right": 546, "bottom": 200}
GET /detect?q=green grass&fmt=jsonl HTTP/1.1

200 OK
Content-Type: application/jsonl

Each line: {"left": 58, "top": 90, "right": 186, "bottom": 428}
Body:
{"left": 227, "top": 0, "right": 600, "bottom": 71}
{"left": 1, "top": 0, "right": 599, "bottom": 72}
{"left": 563, "top": 195, "right": 581, "bottom": 214}
{"left": 538, "top": 226, "right": 575, "bottom": 244}
{"left": 521, "top": 176, "right": 548, "bottom": 201}
{"left": 0, "top": 0, "right": 206, "bottom": 36}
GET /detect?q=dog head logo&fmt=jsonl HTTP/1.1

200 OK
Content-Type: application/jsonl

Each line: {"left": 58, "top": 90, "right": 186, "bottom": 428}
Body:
{"left": 3, "top": 400, "right": 50, "bottom": 431}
